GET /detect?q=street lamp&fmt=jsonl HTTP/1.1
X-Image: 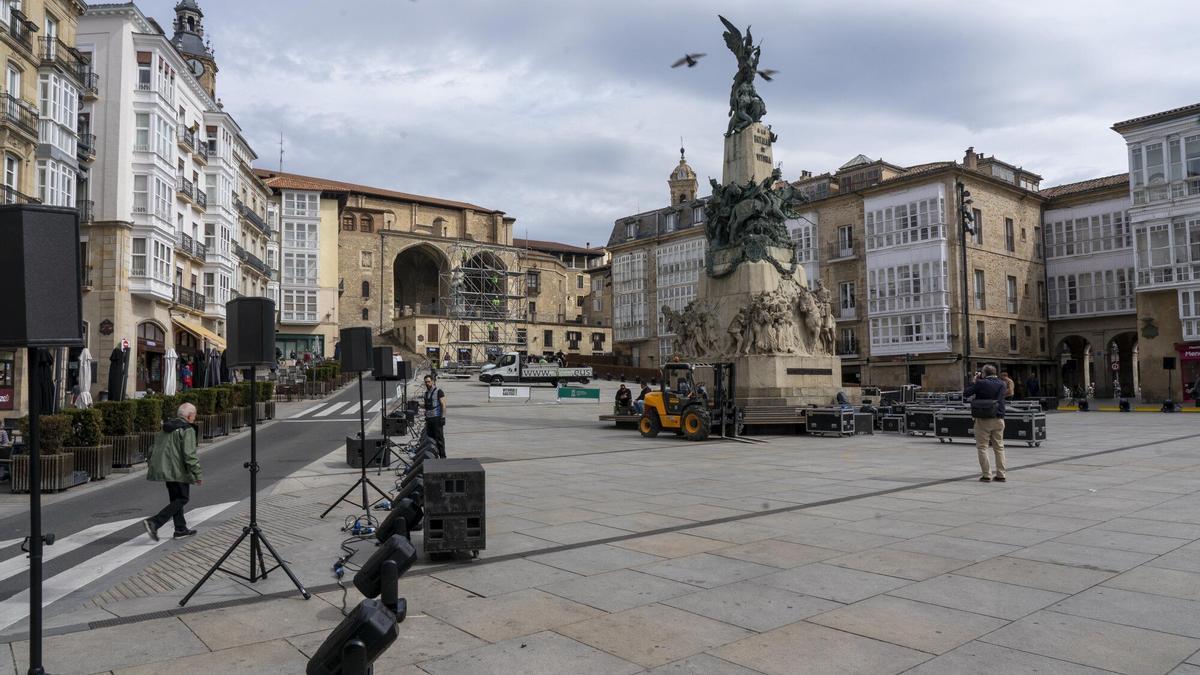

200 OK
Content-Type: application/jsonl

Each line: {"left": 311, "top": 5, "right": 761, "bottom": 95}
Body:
{"left": 956, "top": 181, "right": 975, "bottom": 385}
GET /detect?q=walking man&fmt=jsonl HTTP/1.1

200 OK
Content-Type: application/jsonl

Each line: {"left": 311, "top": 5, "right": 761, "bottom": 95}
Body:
{"left": 964, "top": 365, "right": 1007, "bottom": 482}
{"left": 143, "top": 402, "right": 202, "bottom": 540}
{"left": 423, "top": 374, "right": 447, "bottom": 458}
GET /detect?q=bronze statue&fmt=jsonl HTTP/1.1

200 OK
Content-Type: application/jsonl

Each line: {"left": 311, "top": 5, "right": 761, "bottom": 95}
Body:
{"left": 719, "top": 16, "right": 767, "bottom": 136}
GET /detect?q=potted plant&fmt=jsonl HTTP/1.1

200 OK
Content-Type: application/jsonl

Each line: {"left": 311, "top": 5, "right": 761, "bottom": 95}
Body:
{"left": 62, "top": 408, "right": 112, "bottom": 481}
{"left": 229, "top": 383, "right": 250, "bottom": 430}
{"left": 212, "top": 385, "right": 234, "bottom": 435}
{"left": 256, "top": 381, "right": 276, "bottom": 419}
{"left": 183, "top": 389, "right": 223, "bottom": 440}
{"left": 12, "top": 414, "right": 75, "bottom": 492}
{"left": 134, "top": 397, "right": 162, "bottom": 459}
{"left": 96, "top": 400, "right": 140, "bottom": 468}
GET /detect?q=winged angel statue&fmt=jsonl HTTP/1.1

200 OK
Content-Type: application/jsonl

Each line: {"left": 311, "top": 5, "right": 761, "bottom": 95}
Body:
{"left": 720, "top": 15, "right": 767, "bottom": 136}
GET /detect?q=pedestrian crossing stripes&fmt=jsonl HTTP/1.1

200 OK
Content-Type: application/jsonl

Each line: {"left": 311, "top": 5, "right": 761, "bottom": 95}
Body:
{"left": 0, "top": 501, "right": 237, "bottom": 633}
{"left": 284, "top": 399, "right": 389, "bottom": 420}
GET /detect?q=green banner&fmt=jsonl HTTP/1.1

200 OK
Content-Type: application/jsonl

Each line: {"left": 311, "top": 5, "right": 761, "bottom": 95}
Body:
{"left": 558, "top": 386, "right": 600, "bottom": 400}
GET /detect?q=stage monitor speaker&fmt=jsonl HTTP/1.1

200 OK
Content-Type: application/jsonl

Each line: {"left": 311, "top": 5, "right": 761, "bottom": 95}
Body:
{"left": 373, "top": 346, "right": 395, "bottom": 379}
{"left": 340, "top": 327, "right": 373, "bottom": 372}
{"left": 1164, "top": 357, "right": 1177, "bottom": 371}
{"left": 225, "top": 297, "right": 276, "bottom": 367}
{"left": 0, "top": 205, "right": 83, "bottom": 348}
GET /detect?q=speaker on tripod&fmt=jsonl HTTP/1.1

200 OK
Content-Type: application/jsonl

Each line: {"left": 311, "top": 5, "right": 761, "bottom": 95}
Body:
{"left": 0, "top": 205, "right": 84, "bottom": 675}
{"left": 181, "top": 298, "right": 309, "bottom": 606}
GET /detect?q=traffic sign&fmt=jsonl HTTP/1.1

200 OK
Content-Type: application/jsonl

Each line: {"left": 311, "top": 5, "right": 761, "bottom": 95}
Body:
{"left": 1111, "top": 362, "right": 1120, "bottom": 371}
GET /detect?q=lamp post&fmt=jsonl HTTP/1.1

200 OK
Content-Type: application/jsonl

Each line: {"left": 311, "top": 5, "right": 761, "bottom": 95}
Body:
{"left": 956, "top": 181, "right": 975, "bottom": 385}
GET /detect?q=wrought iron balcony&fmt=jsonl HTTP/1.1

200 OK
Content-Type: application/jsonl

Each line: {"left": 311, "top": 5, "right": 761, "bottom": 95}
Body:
{"left": 177, "top": 127, "right": 196, "bottom": 152}
{"left": 1, "top": 92, "right": 38, "bottom": 139}
{"left": 79, "top": 70, "right": 99, "bottom": 99}
{"left": 194, "top": 142, "right": 209, "bottom": 164}
{"left": 177, "top": 232, "right": 209, "bottom": 261}
{"left": 176, "top": 175, "right": 195, "bottom": 202}
{"left": 1, "top": 13, "right": 33, "bottom": 53}
{"left": 0, "top": 185, "right": 38, "bottom": 205}
{"left": 195, "top": 190, "right": 207, "bottom": 210}
{"left": 76, "top": 199, "right": 93, "bottom": 224}
{"left": 827, "top": 242, "right": 858, "bottom": 261}
{"left": 173, "top": 284, "right": 206, "bottom": 312}
{"left": 237, "top": 202, "right": 269, "bottom": 234}
{"left": 77, "top": 133, "right": 96, "bottom": 161}
{"left": 40, "top": 37, "right": 89, "bottom": 84}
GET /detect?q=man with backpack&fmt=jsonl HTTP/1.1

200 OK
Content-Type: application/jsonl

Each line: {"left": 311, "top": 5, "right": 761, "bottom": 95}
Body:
{"left": 964, "top": 365, "right": 1007, "bottom": 482}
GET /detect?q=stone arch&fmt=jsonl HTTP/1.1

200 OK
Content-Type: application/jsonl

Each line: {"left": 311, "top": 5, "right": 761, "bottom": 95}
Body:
{"left": 1106, "top": 331, "right": 1139, "bottom": 398}
{"left": 1056, "top": 335, "right": 1092, "bottom": 396}
{"left": 393, "top": 243, "right": 449, "bottom": 317}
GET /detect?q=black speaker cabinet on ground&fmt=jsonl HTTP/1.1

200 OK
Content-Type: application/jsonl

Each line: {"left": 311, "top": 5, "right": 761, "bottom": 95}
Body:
{"left": 346, "top": 436, "right": 388, "bottom": 468}
{"left": 373, "top": 346, "right": 396, "bottom": 379}
{"left": 225, "top": 297, "right": 276, "bottom": 367}
{"left": 0, "top": 205, "right": 83, "bottom": 348}
{"left": 340, "top": 327, "right": 373, "bottom": 372}
{"left": 423, "top": 458, "right": 485, "bottom": 554}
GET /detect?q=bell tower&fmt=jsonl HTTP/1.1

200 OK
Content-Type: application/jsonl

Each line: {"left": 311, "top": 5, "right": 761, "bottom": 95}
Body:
{"left": 171, "top": 0, "right": 218, "bottom": 99}
{"left": 669, "top": 146, "right": 698, "bottom": 205}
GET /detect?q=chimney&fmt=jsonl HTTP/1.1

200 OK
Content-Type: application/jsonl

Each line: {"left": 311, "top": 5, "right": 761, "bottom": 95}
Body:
{"left": 585, "top": 241, "right": 590, "bottom": 249}
{"left": 963, "top": 147, "right": 977, "bottom": 170}
{"left": 800, "top": 170, "right": 812, "bottom": 179}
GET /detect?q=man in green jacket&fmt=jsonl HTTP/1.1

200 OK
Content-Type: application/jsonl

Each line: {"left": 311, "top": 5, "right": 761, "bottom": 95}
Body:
{"left": 143, "top": 402, "right": 203, "bottom": 541}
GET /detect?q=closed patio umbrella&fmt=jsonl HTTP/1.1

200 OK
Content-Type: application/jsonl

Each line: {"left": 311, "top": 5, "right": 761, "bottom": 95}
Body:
{"left": 163, "top": 348, "right": 178, "bottom": 395}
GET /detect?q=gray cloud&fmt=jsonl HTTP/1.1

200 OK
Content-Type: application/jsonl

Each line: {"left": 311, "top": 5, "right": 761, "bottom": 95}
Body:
{"left": 139, "top": 0, "right": 1199, "bottom": 245}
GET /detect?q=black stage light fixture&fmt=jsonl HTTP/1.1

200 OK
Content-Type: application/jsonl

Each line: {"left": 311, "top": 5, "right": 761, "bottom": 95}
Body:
{"left": 1077, "top": 399, "right": 1089, "bottom": 412}
{"left": 375, "top": 498, "right": 423, "bottom": 543}
{"left": 305, "top": 598, "right": 399, "bottom": 675}
{"left": 1118, "top": 398, "right": 1131, "bottom": 412}
{"left": 395, "top": 476, "right": 424, "bottom": 503}
{"left": 354, "top": 534, "right": 418, "bottom": 613}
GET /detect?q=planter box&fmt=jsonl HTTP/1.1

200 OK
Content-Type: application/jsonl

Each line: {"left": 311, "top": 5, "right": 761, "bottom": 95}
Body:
{"left": 231, "top": 407, "right": 249, "bottom": 430}
{"left": 104, "top": 434, "right": 143, "bottom": 467}
{"left": 11, "top": 453, "right": 75, "bottom": 493}
{"left": 198, "top": 414, "right": 228, "bottom": 439}
{"left": 66, "top": 445, "right": 114, "bottom": 481}
{"left": 255, "top": 401, "right": 275, "bottom": 420}
{"left": 137, "top": 431, "right": 156, "bottom": 456}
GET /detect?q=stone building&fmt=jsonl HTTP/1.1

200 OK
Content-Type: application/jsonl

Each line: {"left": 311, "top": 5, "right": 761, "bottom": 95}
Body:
{"left": 1040, "top": 174, "right": 1136, "bottom": 399}
{"left": 70, "top": 0, "right": 272, "bottom": 402}
{"left": 0, "top": 0, "right": 89, "bottom": 413}
{"left": 254, "top": 169, "right": 612, "bottom": 364}
{"left": 1113, "top": 103, "right": 1200, "bottom": 403}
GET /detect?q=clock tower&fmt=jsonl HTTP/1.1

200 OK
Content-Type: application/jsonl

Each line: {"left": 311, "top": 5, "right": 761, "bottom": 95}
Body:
{"left": 171, "top": 0, "right": 218, "bottom": 98}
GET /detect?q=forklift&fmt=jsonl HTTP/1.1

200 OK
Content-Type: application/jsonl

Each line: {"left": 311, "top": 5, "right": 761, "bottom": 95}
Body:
{"left": 638, "top": 362, "right": 743, "bottom": 441}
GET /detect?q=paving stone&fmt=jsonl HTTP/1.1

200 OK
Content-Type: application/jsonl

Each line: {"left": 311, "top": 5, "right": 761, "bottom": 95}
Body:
{"left": 1007, "top": 541, "right": 1157, "bottom": 573}
{"left": 956, "top": 556, "right": 1116, "bottom": 594}
{"left": 1051, "top": 586, "right": 1200, "bottom": 638}
{"left": 809, "top": 594, "right": 1006, "bottom": 655}
{"left": 539, "top": 568, "right": 700, "bottom": 612}
{"left": 885, "top": 533, "right": 1019, "bottom": 562}
{"left": 635, "top": 552, "right": 778, "bottom": 588}
{"left": 113, "top": 639, "right": 308, "bottom": 675}
{"left": 983, "top": 610, "right": 1200, "bottom": 674}
{"left": 431, "top": 558, "right": 580, "bottom": 598}
{"left": 938, "top": 523, "right": 1062, "bottom": 546}
{"left": 888, "top": 573, "right": 1068, "bottom": 620}
{"left": 516, "top": 521, "right": 636, "bottom": 545}
{"left": 592, "top": 512, "right": 702, "bottom": 533}
{"left": 682, "top": 520, "right": 790, "bottom": 544}
{"left": 1104, "top": 566, "right": 1200, "bottom": 601}
{"left": 418, "top": 630, "right": 642, "bottom": 675}
{"left": 903, "top": 640, "right": 1118, "bottom": 674}
{"left": 827, "top": 547, "right": 971, "bottom": 581}
{"left": 712, "top": 538, "right": 842, "bottom": 568}
{"left": 529, "top": 543, "right": 664, "bottom": 576}
{"left": 778, "top": 527, "right": 905, "bottom": 552}
{"left": 712, "top": 620, "right": 931, "bottom": 675}
{"left": 757, "top": 562, "right": 911, "bottom": 604}
{"left": 838, "top": 517, "right": 951, "bottom": 539}
{"left": 180, "top": 597, "right": 343, "bottom": 651}
{"left": 890, "top": 508, "right": 984, "bottom": 527}
{"left": 1170, "top": 664, "right": 1200, "bottom": 674}
{"left": 478, "top": 531, "right": 560, "bottom": 557}
{"left": 1053, "top": 528, "right": 1191, "bottom": 554}
{"left": 556, "top": 603, "right": 753, "bottom": 668}
{"left": 985, "top": 513, "right": 1101, "bottom": 533}
{"left": 1147, "top": 548, "right": 1200, "bottom": 574}
{"left": 11, "top": 618, "right": 209, "bottom": 674}
{"left": 643, "top": 653, "right": 763, "bottom": 675}
{"left": 661, "top": 580, "right": 841, "bottom": 632}
{"left": 1098, "top": 517, "right": 1200, "bottom": 541}
{"left": 613, "top": 532, "right": 733, "bottom": 558}
{"left": 422, "top": 588, "right": 604, "bottom": 643}
{"left": 316, "top": 574, "right": 479, "bottom": 614}
{"left": 520, "top": 507, "right": 611, "bottom": 525}
{"left": 652, "top": 503, "right": 753, "bottom": 521}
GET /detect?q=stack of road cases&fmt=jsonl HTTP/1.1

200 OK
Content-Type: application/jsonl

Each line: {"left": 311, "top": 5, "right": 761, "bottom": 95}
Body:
{"left": 1003, "top": 407, "right": 1047, "bottom": 447}
{"left": 904, "top": 406, "right": 938, "bottom": 436}
{"left": 806, "top": 408, "right": 855, "bottom": 437}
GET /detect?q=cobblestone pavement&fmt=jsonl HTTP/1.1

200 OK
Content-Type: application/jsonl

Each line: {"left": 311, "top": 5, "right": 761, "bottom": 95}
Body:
{"left": 4, "top": 379, "right": 1200, "bottom": 674}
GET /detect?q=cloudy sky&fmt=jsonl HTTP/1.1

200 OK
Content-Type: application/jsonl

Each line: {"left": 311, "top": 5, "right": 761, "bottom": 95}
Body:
{"left": 143, "top": 0, "right": 1199, "bottom": 246}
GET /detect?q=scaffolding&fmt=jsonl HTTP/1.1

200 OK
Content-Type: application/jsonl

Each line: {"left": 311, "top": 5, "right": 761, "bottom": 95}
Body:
{"left": 437, "top": 241, "right": 529, "bottom": 364}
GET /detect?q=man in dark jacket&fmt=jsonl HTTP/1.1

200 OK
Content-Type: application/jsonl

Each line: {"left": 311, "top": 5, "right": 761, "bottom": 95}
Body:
{"left": 143, "top": 403, "right": 203, "bottom": 540}
{"left": 615, "top": 384, "right": 633, "bottom": 413}
{"left": 634, "top": 382, "right": 652, "bottom": 414}
{"left": 964, "top": 365, "right": 1007, "bottom": 482}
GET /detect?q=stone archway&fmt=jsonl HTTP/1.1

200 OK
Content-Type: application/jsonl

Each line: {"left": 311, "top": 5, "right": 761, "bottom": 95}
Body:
{"left": 1057, "top": 335, "right": 1092, "bottom": 397}
{"left": 393, "top": 244, "right": 449, "bottom": 317}
{"left": 1107, "top": 331, "right": 1139, "bottom": 398}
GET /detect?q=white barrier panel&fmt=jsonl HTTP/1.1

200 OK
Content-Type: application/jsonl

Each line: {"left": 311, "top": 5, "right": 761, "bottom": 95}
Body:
{"left": 489, "top": 385, "right": 531, "bottom": 401}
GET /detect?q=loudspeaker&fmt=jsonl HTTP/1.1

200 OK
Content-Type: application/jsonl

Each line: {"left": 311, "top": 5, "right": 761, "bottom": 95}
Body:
{"left": 395, "top": 360, "right": 410, "bottom": 380}
{"left": 340, "top": 326, "right": 373, "bottom": 372}
{"left": 225, "top": 297, "right": 276, "bottom": 367}
{"left": 0, "top": 205, "right": 83, "bottom": 348}
{"left": 1164, "top": 357, "right": 1177, "bottom": 371}
{"left": 372, "top": 346, "right": 395, "bottom": 379}
{"left": 346, "top": 435, "right": 387, "bottom": 468}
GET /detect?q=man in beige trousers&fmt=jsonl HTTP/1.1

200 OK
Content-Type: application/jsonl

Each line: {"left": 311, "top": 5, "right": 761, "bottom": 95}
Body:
{"left": 964, "top": 365, "right": 1007, "bottom": 482}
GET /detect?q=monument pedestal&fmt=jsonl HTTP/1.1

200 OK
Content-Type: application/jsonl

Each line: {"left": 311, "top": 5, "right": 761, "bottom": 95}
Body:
{"left": 722, "top": 122, "right": 775, "bottom": 185}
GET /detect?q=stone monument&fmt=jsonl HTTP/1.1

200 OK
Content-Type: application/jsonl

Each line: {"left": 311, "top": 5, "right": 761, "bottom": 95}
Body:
{"left": 662, "top": 16, "right": 844, "bottom": 407}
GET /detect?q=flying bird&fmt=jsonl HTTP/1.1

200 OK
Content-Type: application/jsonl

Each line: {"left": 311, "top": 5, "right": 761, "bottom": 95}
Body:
{"left": 671, "top": 53, "right": 706, "bottom": 68}
{"left": 757, "top": 69, "right": 778, "bottom": 81}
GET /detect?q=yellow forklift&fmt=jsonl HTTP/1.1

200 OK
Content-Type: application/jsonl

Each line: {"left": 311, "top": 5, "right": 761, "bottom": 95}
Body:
{"left": 638, "top": 362, "right": 743, "bottom": 441}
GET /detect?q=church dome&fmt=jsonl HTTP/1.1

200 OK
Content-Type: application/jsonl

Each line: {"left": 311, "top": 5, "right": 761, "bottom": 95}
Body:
{"left": 670, "top": 148, "right": 696, "bottom": 182}
{"left": 175, "top": 0, "right": 203, "bottom": 16}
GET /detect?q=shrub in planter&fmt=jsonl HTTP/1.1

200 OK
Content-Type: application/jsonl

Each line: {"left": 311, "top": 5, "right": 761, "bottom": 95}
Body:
{"left": 211, "top": 387, "right": 232, "bottom": 414}
{"left": 256, "top": 381, "right": 274, "bottom": 401}
{"left": 63, "top": 408, "right": 112, "bottom": 481}
{"left": 180, "top": 389, "right": 215, "bottom": 415}
{"left": 94, "top": 401, "right": 134, "bottom": 437}
{"left": 134, "top": 397, "right": 162, "bottom": 433}
{"left": 158, "top": 394, "right": 180, "bottom": 421}
{"left": 17, "top": 414, "right": 71, "bottom": 454}
{"left": 13, "top": 414, "right": 75, "bottom": 492}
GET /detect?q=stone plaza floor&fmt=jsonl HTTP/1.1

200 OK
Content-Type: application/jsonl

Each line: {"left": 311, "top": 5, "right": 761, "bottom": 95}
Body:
{"left": 4, "top": 378, "right": 1200, "bottom": 673}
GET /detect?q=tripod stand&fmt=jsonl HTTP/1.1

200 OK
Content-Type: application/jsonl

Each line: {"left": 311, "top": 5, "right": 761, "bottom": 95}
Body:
{"left": 181, "top": 365, "right": 309, "bottom": 606}
{"left": 320, "top": 372, "right": 391, "bottom": 518}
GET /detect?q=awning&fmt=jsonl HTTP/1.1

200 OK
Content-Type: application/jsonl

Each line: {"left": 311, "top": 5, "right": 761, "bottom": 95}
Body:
{"left": 172, "top": 317, "right": 226, "bottom": 351}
